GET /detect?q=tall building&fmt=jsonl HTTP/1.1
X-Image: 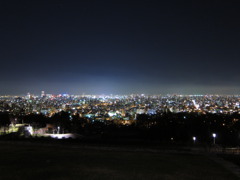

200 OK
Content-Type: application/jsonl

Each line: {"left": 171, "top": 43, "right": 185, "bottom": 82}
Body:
{"left": 26, "top": 92, "right": 31, "bottom": 99}
{"left": 41, "top": 91, "right": 45, "bottom": 98}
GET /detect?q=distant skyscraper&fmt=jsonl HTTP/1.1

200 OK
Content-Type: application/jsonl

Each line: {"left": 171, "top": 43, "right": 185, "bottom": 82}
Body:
{"left": 41, "top": 91, "right": 45, "bottom": 98}
{"left": 26, "top": 92, "right": 31, "bottom": 99}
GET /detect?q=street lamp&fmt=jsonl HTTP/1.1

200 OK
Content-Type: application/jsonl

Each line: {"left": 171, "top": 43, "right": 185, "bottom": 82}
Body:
{"left": 212, "top": 133, "right": 216, "bottom": 144}
{"left": 193, "top": 136, "right": 196, "bottom": 144}
{"left": 57, "top": 126, "right": 60, "bottom": 134}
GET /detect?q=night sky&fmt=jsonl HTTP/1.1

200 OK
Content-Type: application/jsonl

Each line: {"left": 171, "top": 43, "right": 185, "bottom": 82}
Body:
{"left": 1, "top": 0, "right": 240, "bottom": 95}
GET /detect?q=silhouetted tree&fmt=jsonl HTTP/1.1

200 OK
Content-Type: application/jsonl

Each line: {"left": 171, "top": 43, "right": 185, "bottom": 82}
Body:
{"left": 0, "top": 112, "right": 11, "bottom": 134}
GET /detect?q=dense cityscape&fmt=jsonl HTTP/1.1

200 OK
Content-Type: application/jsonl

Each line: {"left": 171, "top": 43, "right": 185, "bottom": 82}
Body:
{"left": 0, "top": 91, "right": 240, "bottom": 146}
{"left": 2, "top": 91, "right": 240, "bottom": 118}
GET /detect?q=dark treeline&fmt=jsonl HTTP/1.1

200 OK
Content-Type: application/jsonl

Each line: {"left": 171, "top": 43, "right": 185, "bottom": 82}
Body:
{"left": 136, "top": 112, "right": 240, "bottom": 146}
{"left": 0, "top": 111, "right": 240, "bottom": 146}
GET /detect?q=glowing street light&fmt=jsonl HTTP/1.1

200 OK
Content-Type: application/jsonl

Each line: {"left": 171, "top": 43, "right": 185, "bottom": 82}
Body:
{"left": 212, "top": 133, "right": 216, "bottom": 144}
{"left": 57, "top": 126, "right": 60, "bottom": 134}
{"left": 193, "top": 136, "right": 196, "bottom": 144}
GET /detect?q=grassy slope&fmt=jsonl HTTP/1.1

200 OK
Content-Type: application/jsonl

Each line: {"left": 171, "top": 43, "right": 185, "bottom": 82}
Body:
{"left": 0, "top": 143, "right": 238, "bottom": 180}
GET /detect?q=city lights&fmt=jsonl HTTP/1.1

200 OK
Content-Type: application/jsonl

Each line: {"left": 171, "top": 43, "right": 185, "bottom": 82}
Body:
{"left": 0, "top": 92, "right": 239, "bottom": 144}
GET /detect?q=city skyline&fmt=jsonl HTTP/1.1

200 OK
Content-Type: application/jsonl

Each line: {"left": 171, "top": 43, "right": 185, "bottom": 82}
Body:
{"left": 1, "top": 1, "right": 240, "bottom": 95}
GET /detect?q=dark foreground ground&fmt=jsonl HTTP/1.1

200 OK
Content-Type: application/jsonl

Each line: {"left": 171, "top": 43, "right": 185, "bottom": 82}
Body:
{"left": 0, "top": 142, "right": 238, "bottom": 180}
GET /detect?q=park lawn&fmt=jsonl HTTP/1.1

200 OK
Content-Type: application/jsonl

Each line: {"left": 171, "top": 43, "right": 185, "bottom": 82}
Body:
{"left": 0, "top": 143, "right": 238, "bottom": 180}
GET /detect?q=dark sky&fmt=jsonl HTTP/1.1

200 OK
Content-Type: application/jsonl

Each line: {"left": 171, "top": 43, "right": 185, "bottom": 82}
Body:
{"left": 1, "top": 0, "right": 240, "bottom": 95}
